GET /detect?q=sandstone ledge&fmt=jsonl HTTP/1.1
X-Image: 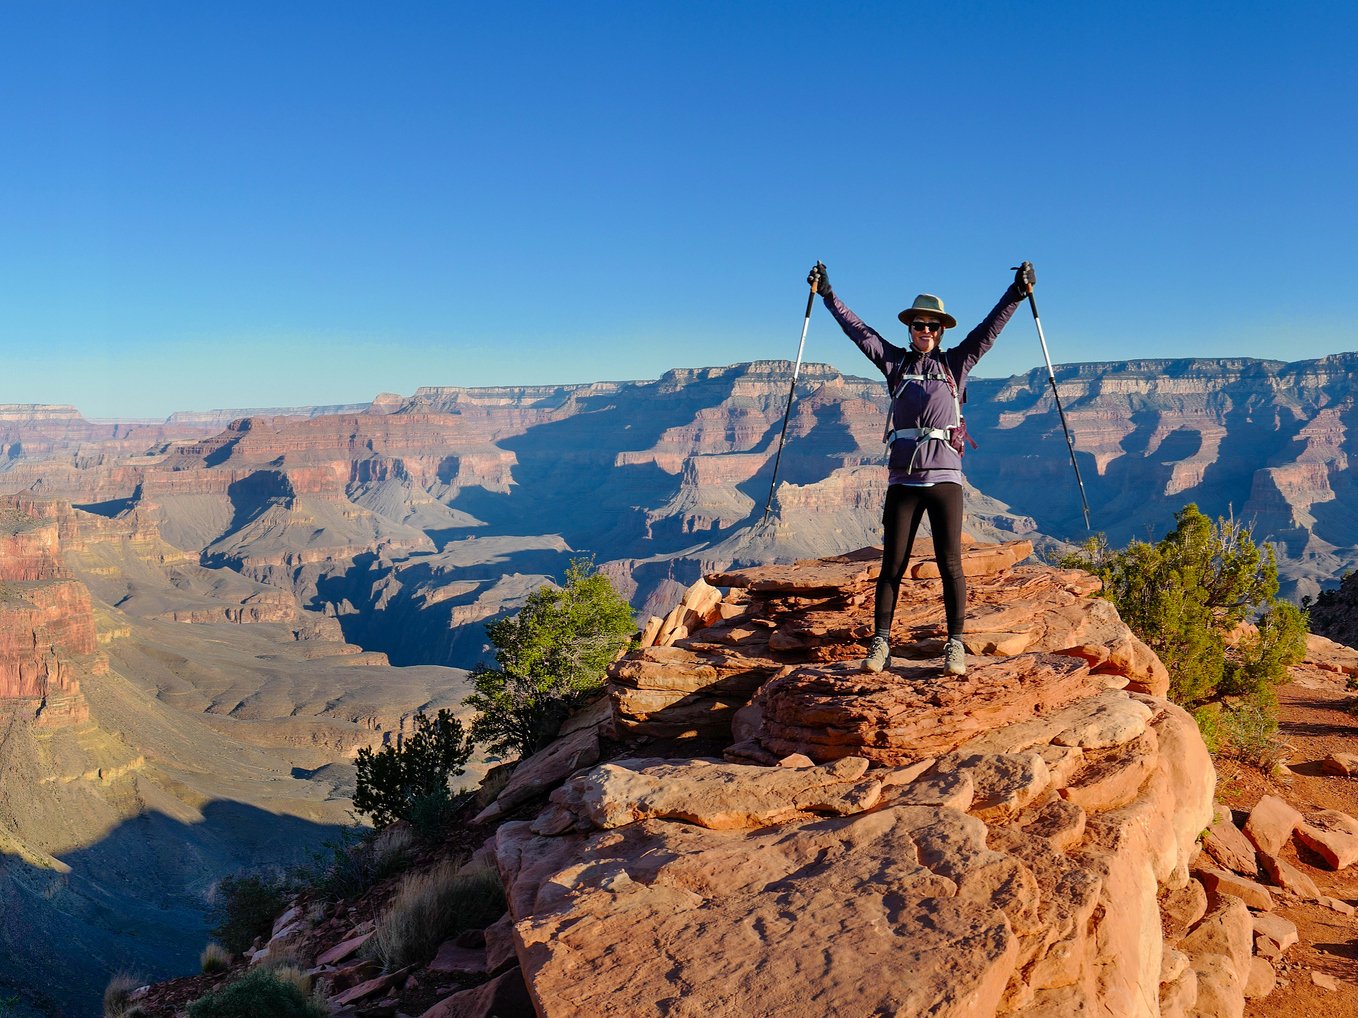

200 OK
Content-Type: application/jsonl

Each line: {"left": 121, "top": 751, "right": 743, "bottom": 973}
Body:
{"left": 608, "top": 543, "right": 1167, "bottom": 744}
{"left": 497, "top": 691, "right": 1214, "bottom": 1017}
{"left": 498, "top": 549, "right": 1224, "bottom": 1017}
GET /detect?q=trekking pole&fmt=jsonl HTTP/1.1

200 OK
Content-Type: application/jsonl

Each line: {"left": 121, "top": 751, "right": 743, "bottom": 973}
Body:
{"left": 762, "top": 272, "right": 819, "bottom": 521}
{"left": 1013, "top": 267, "right": 1093, "bottom": 530}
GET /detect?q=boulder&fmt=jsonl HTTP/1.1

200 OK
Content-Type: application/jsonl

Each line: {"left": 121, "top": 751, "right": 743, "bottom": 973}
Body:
{"left": 474, "top": 726, "right": 601, "bottom": 824}
{"left": 1259, "top": 851, "right": 1321, "bottom": 900}
{"left": 1321, "top": 752, "right": 1358, "bottom": 776}
{"left": 1190, "top": 865, "right": 1274, "bottom": 911}
{"left": 1201, "top": 816, "right": 1260, "bottom": 876}
{"left": 1242, "top": 795, "right": 1302, "bottom": 858}
{"left": 418, "top": 968, "right": 535, "bottom": 1018}
{"left": 1295, "top": 809, "right": 1358, "bottom": 869}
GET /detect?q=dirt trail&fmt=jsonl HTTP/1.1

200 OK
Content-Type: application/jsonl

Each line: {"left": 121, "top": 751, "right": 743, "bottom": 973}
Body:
{"left": 1229, "top": 667, "right": 1358, "bottom": 1015}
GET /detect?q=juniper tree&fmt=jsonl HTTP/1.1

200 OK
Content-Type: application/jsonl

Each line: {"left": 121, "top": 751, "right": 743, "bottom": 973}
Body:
{"left": 466, "top": 558, "right": 635, "bottom": 760}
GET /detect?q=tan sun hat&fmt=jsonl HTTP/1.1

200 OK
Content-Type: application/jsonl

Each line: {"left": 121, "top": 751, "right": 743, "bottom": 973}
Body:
{"left": 897, "top": 293, "right": 957, "bottom": 329}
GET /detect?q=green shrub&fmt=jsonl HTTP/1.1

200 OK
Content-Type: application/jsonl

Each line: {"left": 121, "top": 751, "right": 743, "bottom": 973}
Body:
{"left": 353, "top": 709, "right": 474, "bottom": 828}
{"left": 185, "top": 968, "right": 326, "bottom": 1018}
{"left": 199, "top": 942, "right": 232, "bottom": 974}
{"left": 209, "top": 874, "right": 289, "bottom": 955}
{"left": 366, "top": 861, "right": 507, "bottom": 971}
{"left": 297, "top": 824, "right": 416, "bottom": 901}
{"left": 467, "top": 557, "right": 635, "bottom": 760}
{"left": 1219, "top": 701, "right": 1287, "bottom": 768}
{"left": 1061, "top": 504, "right": 1307, "bottom": 708}
{"left": 102, "top": 972, "right": 145, "bottom": 1018}
{"left": 1192, "top": 705, "right": 1222, "bottom": 755}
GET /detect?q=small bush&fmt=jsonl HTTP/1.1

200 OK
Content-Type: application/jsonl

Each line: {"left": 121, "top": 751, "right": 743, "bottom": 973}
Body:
{"left": 408, "top": 786, "right": 464, "bottom": 840}
{"left": 185, "top": 968, "right": 326, "bottom": 1018}
{"left": 1219, "top": 701, "right": 1288, "bottom": 769}
{"left": 260, "top": 963, "right": 311, "bottom": 996}
{"left": 209, "top": 874, "right": 290, "bottom": 955}
{"left": 1061, "top": 505, "right": 1307, "bottom": 708}
{"left": 1192, "top": 705, "right": 1222, "bottom": 755}
{"left": 353, "top": 709, "right": 474, "bottom": 828}
{"left": 102, "top": 972, "right": 144, "bottom": 1018}
{"left": 199, "top": 942, "right": 232, "bottom": 974}
{"left": 366, "top": 861, "right": 507, "bottom": 970}
{"left": 302, "top": 824, "right": 415, "bottom": 901}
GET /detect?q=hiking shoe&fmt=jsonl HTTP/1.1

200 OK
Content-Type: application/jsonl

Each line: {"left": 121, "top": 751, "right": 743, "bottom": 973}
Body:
{"left": 861, "top": 636, "right": 890, "bottom": 673}
{"left": 944, "top": 637, "right": 967, "bottom": 676}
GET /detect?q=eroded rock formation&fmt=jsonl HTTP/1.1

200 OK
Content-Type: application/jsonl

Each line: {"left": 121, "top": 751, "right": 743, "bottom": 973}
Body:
{"left": 494, "top": 545, "right": 1231, "bottom": 1017}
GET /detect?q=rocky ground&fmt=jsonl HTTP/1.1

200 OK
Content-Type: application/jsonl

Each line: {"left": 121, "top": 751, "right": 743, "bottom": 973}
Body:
{"left": 1221, "top": 640, "right": 1358, "bottom": 1018}
{"left": 119, "top": 542, "right": 1358, "bottom": 1017}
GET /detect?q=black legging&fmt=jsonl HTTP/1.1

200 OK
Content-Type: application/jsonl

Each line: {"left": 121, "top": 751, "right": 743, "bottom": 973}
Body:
{"left": 875, "top": 482, "right": 966, "bottom": 638}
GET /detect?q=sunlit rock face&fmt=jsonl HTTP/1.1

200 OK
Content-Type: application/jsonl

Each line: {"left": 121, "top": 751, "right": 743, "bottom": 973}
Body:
{"left": 7, "top": 352, "right": 1358, "bottom": 672}
{"left": 498, "top": 547, "right": 1216, "bottom": 1018}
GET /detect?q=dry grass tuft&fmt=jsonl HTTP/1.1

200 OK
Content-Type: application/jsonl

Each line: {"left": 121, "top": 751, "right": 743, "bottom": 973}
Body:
{"left": 199, "top": 941, "right": 232, "bottom": 974}
{"left": 366, "top": 861, "right": 506, "bottom": 970}
{"left": 102, "top": 971, "right": 145, "bottom": 1018}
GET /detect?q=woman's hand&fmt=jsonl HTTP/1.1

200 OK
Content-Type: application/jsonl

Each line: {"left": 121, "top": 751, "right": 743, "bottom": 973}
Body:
{"left": 1013, "top": 261, "right": 1035, "bottom": 296}
{"left": 808, "top": 261, "right": 833, "bottom": 298}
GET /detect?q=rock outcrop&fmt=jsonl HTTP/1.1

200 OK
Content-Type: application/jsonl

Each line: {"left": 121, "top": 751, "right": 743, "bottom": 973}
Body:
{"left": 609, "top": 540, "right": 1166, "bottom": 746}
{"left": 489, "top": 546, "right": 1234, "bottom": 1017}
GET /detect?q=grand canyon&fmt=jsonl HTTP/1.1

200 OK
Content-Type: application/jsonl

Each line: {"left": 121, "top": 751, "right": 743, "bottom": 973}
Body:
{"left": 5, "top": 352, "right": 1358, "bottom": 1015}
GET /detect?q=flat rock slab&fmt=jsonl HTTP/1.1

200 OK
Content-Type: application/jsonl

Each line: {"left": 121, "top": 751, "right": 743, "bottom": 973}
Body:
{"left": 499, "top": 806, "right": 1029, "bottom": 1018}
{"left": 553, "top": 755, "right": 882, "bottom": 831}
{"left": 706, "top": 558, "right": 876, "bottom": 593}
{"left": 752, "top": 653, "right": 1099, "bottom": 765}
{"left": 475, "top": 726, "right": 601, "bottom": 824}
{"left": 1296, "top": 809, "right": 1358, "bottom": 869}
{"left": 496, "top": 697, "right": 1213, "bottom": 1018}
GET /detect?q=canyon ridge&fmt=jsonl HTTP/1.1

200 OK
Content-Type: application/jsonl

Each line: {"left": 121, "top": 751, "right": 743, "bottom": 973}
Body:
{"left": 4, "top": 352, "right": 1358, "bottom": 1013}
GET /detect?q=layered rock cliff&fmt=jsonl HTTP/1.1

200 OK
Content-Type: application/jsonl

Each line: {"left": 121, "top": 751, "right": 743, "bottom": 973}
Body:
{"left": 0, "top": 494, "right": 481, "bottom": 1017}
{"left": 7, "top": 353, "right": 1358, "bottom": 681}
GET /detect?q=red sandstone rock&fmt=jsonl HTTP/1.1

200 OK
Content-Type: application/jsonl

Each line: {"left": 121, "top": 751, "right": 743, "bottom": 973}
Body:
{"left": 1295, "top": 809, "right": 1358, "bottom": 869}
{"left": 1202, "top": 816, "right": 1260, "bottom": 876}
{"left": 1191, "top": 864, "right": 1274, "bottom": 911}
{"left": 316, "top": 932, "right": 373, "bottom": 966}
{"left": 418, "top": 968, "right": 535, "bottom": 1018}
{"left": 1321, "top": 752, "right": 1358, "bottom": 776}
{"left": 1243, "top": 795, "right": 1303, "bottom": 858}
{"left": 1251, "top": 912, "right": 1298, "bottom": 955}
{"left": 752, "top": 654, "right": 1098, "bottom": 766}
{"left": 1259, "top": 851, "right": 1321, "bottom": 900}
{"left": 474, "top": 727, "right": 601, "bottom": 824}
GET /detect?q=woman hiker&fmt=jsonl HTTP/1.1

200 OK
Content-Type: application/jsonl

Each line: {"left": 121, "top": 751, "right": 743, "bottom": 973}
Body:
{"left": 807, "top": 260, "right": 1035, "bottom": 677}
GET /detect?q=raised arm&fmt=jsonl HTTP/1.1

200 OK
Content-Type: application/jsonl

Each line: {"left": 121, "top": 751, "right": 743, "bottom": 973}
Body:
{"left": 947, "top": 262, "right": 1035, "bottom": 380}
{"left": 808, "top": 261, "right": 901, "bottom": 378}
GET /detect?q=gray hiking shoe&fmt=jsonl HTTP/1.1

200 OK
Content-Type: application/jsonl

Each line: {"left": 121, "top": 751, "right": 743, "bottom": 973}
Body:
{"left": 861, "top": 635, "right": 890, "bottom": 673}
{"left": 944, "top": 637, "right": 967, "bottom": 676}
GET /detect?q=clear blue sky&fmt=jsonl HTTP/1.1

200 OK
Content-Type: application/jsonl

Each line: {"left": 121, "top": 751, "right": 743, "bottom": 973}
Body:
{"left": 2, "top": 1, "right": 1353, "bottom": 418}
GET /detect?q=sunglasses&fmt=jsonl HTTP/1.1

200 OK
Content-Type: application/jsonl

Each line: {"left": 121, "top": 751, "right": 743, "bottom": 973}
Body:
{"left": 910, "top": 320, "right": 944, "bottom": 333}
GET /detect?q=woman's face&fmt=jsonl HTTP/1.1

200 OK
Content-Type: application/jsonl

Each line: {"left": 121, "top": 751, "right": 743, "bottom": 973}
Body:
{"left": 909, "top": 318, "right": 945, "bottom": 353}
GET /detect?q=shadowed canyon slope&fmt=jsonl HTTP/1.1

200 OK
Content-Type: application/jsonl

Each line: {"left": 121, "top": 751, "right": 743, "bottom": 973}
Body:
{"left": 0, "top": 494, "right": 475, "bottom": 1016}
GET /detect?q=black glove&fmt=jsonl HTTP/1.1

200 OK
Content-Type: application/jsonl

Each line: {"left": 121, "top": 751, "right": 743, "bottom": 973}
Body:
{"left": 808, "top": 261, "right": 833, "bottom": 299}
{"left": 1013, "top": 261, "right": 1035, "bottom": 297}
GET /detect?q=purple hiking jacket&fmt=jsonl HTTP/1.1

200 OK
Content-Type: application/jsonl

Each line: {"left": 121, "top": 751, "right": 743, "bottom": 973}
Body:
{"left": 824, "top": 284, "right": 1025, "bottom": 485}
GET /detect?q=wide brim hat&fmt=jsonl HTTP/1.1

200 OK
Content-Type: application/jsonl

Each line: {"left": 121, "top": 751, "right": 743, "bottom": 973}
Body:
{"left": 898, "top": 293, "right": 956, "bottom": 329}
